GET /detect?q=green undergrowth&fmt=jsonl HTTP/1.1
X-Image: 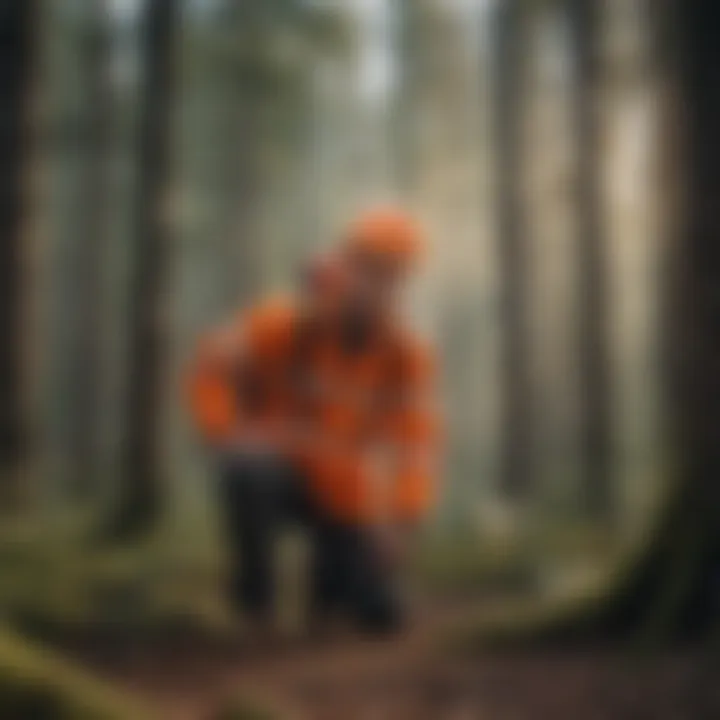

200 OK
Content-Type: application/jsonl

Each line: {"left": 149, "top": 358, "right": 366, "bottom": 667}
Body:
{"left": 0, "top": 628, "right": 153, "bottom": 719}
{"left": 438, "top": 514, "right": 698, "bottom": 652}
{"left": 0, "top": 514, "right": 621, "bottom": 647}
{"left": 416, "top": 519, "right": 618, "bottom": 598}
{"left": 0, "top": 520, "right": 236, "bottom": 650}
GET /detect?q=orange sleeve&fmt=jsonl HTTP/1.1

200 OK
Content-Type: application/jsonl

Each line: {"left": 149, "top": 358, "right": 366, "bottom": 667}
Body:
{"left": 388, "top": 340, "right": 443, "bottom": 522}
{"left": 185, "top": 322, "right": 244, "bottom": 443}
{"left": 185, "top": 297, "right": 297, "bottom": 444}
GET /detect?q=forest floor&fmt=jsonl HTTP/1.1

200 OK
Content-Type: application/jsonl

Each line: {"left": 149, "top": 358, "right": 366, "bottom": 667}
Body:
{"left": 5, "top": 520, "right": 719, "bottom": 719}
{"left": 72, "top": 597, "right": 720, "bottom": 720}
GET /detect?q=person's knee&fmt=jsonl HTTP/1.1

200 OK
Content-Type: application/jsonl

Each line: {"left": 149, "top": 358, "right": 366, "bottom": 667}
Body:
{"left": 354, "top": 586, "right": 404, "bottom": 635}
{"left": 345, "top": 528, "right": 406, "bottom": 635}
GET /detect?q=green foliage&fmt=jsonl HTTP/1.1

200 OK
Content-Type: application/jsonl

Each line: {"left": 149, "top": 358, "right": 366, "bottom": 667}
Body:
{"left": 417, "top": 518, "right": 618, "bottom": 598}
{"left": 0, "top": 524, "right": 235, "bottom": 650}
{"left": 0, "top": 629, "right": 152, "bottom": 719}
{"left": 415, "top": 532, "right": 538, "bottom": 596}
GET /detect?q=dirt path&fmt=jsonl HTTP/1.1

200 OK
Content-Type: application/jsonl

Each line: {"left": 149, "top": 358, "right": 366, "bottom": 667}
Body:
{"left": 74, "top": 602, "right": 720, "bottom": 720}
{"left": 88, "top": 601, "right": 467, "bottom": 719}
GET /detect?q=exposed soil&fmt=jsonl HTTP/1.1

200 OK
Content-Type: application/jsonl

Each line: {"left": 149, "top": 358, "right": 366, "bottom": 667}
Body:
{"left": 70, "top": 602, "right": 720, "bottom": 720}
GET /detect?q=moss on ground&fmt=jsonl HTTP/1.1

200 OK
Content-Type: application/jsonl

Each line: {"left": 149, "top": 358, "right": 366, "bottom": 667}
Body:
{"left": 0, "top": 628, "right": 153, "bottom": 719}
{"left": 0, "top": 522, "right": 236, "bottom": 649}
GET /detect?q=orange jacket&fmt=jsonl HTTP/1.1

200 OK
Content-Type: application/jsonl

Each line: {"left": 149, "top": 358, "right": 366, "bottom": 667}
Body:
{"left": 187, "top": 297, "right": 441, "bottom": 524}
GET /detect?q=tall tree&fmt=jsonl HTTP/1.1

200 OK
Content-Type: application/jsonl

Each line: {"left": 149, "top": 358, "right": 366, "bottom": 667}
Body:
{"left": 656, "top": 0, "right": 720, "bottom": 639}
{"left": 223, "top": 0, "right": 265, "bottom": 304}
{"left": 392, "top": 0, "right": 418, "bottom": 196}
{"left": 0, "top": 2, "right": 38, "bottom": 505}
{"left": 567, "top": 0, "right": 613, "bottom": 518}
{"left": 492, "top": 0, "right": 534, "bottom": 500}
{"left": 109, "top": 0, "right": 179, "bottom": 538}
{"left": 67, "top": 0, "right": 113, "bottom": 499}
{"left": 484, "top": 0, "right": 720, "bottom": 644}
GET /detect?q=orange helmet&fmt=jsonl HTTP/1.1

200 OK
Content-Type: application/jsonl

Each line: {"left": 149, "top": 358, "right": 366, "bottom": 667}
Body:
{"left": 345, "top": 207, "right": 424, "bottom": 270}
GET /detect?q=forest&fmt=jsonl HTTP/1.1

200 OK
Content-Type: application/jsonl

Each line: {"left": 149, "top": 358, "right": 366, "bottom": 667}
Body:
{"left": 0, "top": 0, "right": 718, "bottom": 718}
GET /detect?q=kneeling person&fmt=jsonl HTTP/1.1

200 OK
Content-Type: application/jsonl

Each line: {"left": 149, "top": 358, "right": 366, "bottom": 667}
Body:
{"left": 187, "top": 209, "right": 441, "bottom": 634}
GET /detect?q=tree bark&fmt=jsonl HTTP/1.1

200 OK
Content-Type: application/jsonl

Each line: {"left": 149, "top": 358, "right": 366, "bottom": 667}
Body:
{"left": 581, "top": 0, "right": 720, "bottom": 643}
{"left": 67, "top": 1, "right": 113, "bottom": 500}
{"left": 665, "top": 0, "right": 720, "bottom": 639}
{"left": 492, "top": 0, "right": 534, "bottom": 500}
{"left": 484, "top": 0, "right": 720, "bottom": 645}
{"left": 0, "top": 2, "right": 37, "bottom": 505}
{"left": 567, "top": 0, "right": 614, "bottom": 519}
{"left": 109, "top": 0, "right": 178, "bottom": 539}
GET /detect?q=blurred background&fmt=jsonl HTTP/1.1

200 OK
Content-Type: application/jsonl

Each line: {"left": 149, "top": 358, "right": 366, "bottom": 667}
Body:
{"left": 2, "top": 0, "right": 710, "bottom": 718}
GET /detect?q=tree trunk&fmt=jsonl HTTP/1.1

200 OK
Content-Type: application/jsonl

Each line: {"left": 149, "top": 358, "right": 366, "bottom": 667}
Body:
{"left": 108, "top": 0, "right": 178, "bottom": 539}
{"left": 492, "top": 0, "right": 534, "bottom": 500}
{"left": 580, "top": 0, "right": 720, "bottom": 642}
{"left": 228, "top": 87, "right": 263, "bottom": 305}
{"left": 68, "top": 1, "right": 113, "bottom": 500}
{"left": 487, "top": 0, "right": 720, "bottom": 645}
{"left": 222, "top": 1, "right": 266, "bottom": 306}
{"left": 663, "top": 0, "right": 720, "bottom": 639}
{"left": 0, "top": 2, "right": 37, "bottom": 506}
{"left": 567, "top": 0, "right": 614, "bottom": 519}
{"left": 392, "top": 0, "right": 417, "bottom": 197}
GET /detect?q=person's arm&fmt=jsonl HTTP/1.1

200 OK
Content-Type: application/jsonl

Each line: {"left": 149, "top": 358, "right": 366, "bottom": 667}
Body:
{"left": 185, "top": 318, "right": 246, "bottom": 448}
{"left": 368, "top": 345, "right": 440, "bottom": 572}
{"left": 388, "top": 343, "right": 442, "bottom": 526}
{"left": 186, "top": 299, "right": 298, "bottom": 454}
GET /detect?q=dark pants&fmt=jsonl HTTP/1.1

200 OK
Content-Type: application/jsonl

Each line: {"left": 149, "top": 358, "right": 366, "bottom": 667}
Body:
{"left": 219, "top": 454, "right": 401, "bottom": 633}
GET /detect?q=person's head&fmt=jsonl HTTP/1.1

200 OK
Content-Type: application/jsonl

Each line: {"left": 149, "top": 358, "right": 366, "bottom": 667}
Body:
{"left": 302, "top": 251, "right": 350, "bottom": 323}
{"left": 338, "top": 207, "right": 424, "bottom": 323}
